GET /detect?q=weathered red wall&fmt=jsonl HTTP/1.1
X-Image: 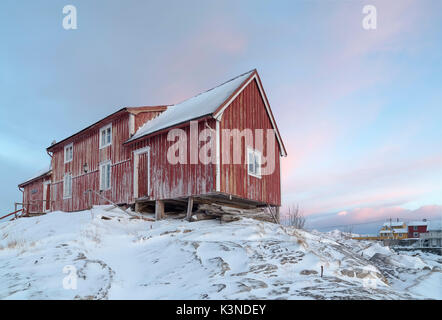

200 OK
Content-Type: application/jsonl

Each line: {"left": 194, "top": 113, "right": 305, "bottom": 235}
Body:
{"left": 408, "top": 225, "right": 428, "bottom": 238}
{"left": 50, "top": 112, "right": 133, "bottom": 212}
{"left": 128, "top": 119, "right": 216, "bottom": 201}
{"left": 135, "top": 112, "right": 163, "bottom": 133}
{"left": 219, "top": 79, "right": 281, "bottom": 206}
{"left": 22, "top": 176, "right": 51, "bottom": 213}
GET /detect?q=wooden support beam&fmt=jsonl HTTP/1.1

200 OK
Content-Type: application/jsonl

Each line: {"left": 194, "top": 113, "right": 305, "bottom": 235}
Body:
{"left": 267, "top": 205, "right": 279, "bottom": 224}
{"left": 275, "top": 206, "right": 280, "bottom": 224}
{"left": 155, "top": 200, "right": 164, "bottom": 220}
{"left": 186, "top": 197, "right": 194, "bottom": 221}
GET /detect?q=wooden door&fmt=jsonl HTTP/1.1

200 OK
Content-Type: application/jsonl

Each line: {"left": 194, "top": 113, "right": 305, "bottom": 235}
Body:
{"left": 138, "top": 152, "right": 149, "bottom": 198}
{"left": 134, "top": 147, "right": 150, "bottom": 199}
{"left": 45, "top": 184, "right": 51, "bottom": 211}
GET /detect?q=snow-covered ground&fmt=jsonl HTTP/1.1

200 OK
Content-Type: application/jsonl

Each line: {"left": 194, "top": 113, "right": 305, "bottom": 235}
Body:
{"left": 0, "top": 206, "right": 440, "bottom": 300}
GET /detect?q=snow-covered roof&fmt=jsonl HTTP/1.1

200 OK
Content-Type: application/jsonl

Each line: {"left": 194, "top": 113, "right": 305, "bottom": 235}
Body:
{"left": 380, "top": 228, "right": 407, "bottom": 234}
{"left": 128, "top": 70, "right": 255, "bottom": 142}
{"left": 382, "top": 221, "right": 405, "bottom": 227}
{"left": 408, "top": 221, "right": 428, "bottom": 227}
{"left": 19, "top": 165, "right": 51, "bottom": 186}
{"left": 427, "top": 220, "right": 442, "bottom": 231}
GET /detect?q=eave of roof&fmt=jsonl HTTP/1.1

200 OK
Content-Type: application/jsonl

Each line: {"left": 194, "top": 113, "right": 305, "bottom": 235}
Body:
{"left": 18, "top": 169, "right": 52, "bottom": 187}
{"left": 46, "top": 106, "right": 167, "bottom": 151}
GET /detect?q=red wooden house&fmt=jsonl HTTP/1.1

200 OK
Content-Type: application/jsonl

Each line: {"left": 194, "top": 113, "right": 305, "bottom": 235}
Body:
{"left": 407, "top": 220, "right": 428, "bottom": 238}
{"left": 18, "top": 167, "right": 52, "bottom": 214}
{"left": 17, "top": 70, "right": 287, "bottom": 220}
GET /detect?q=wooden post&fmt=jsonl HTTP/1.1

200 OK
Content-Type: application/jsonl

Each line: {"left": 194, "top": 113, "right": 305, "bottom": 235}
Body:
{"left": 186, "top": 197, "right": 194, "bottom": 221}
{"left": 88, "top": 190, "right": 92, "bottom": 209}
{"left": 321, "top": 265, "right": 323, "bottom": 278}
{"left": 14, "top": 203, "right": 17, "bottom": 219}
{"left": 275, "top": 206, "right": 280, "bottom": 224}
{"left": 155, "top": 200, "right": 164, "bottom": 221}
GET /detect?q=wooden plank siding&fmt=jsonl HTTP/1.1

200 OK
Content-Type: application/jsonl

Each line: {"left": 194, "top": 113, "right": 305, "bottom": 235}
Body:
{"left": 128, "top": 119, "right": 216, "bottom": 201}
{"left": 219, "top": 79, "right": 281, "bottom": 206}
{"left": 50, "top": 112, "right": 134, "bottom": 212}
{"left": 22, "top": 176, "right": 51, "bottom": 213}
{"left": 134, "top": 111, "right": 163, "bottom": 133}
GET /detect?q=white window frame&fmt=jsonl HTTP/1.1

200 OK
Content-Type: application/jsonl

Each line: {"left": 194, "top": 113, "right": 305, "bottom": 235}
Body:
{"left": 99, "top": 123, "right": 112, "bottom": 149}
{"left": 247, "top": 147, "right": 262, "bottom": 179}
{"left": 99, "top": 160, "right": 112, "bottom": 191}
{"left": 63, "top": 173, "right": 72, "bottom": 199}
{"left": 413, "top": 232, "right": 419, "bottom": 238}
{"left": 64, "top": 143, "right": 73, "bottom": 163}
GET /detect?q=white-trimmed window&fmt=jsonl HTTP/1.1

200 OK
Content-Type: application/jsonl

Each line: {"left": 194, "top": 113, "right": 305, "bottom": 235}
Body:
{"left": 99, "top": 161, "right": 112, "bottom": 190}
{"left": 63, "top": 173, "right": 72, "bottom": 199}
{"left": 413, "top": 232, "right": 419, "bottom": 238}
{"left": 247, "top": 147, "right": 262, "bottom": 178}
{"left": 99, "top": 124, "right": 112, "bottom": 149}
{"left": 64, "top": 143, "right": 73, "bottom": 163}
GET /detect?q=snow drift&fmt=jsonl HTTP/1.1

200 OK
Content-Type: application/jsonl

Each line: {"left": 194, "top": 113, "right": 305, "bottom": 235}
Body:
{"left": 0, "top": 206, "right": 440, "bottom": 300}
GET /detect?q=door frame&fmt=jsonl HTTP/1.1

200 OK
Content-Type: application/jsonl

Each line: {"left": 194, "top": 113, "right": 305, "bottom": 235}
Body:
{"left": 43, "top": 181, "right": 51, "bottom": 213}
{"left": 133, "top": 147, "right": 150, "bottom": 199}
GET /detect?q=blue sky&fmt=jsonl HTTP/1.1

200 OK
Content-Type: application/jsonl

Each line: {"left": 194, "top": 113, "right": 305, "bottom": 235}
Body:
{"left": 1, "top": 0, "right": 441, "bottom": 232}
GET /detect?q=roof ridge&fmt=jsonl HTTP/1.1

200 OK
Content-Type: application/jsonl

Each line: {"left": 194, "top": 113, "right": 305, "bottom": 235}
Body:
{"left": 171, "top": 69, "right": 256, "bottom": 107}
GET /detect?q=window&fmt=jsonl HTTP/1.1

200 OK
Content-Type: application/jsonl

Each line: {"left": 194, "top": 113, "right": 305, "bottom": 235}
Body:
{"left": 99, "top": 161, "right": 112, "bottom": 190}
{"left": 413, "top": 226, "right": 418, "bottom": 231}
{"left": 247, "top": 147, "right": 262, "bottom": 178}
{"left": 413, "top": 232, "right": 419, "bottom": 238}
{"left": 64, "top": 143, "right": 73, "bottom": 163}
{"left": 63, "top": 174, "right": 72, "bottom": 199}
{"left": 99, "top": 124, "right": 112, "bottom": 149}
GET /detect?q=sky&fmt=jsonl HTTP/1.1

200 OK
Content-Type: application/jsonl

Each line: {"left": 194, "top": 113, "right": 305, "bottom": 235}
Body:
{"left": 1, "top": 0, "right": 441, "bottom": 233}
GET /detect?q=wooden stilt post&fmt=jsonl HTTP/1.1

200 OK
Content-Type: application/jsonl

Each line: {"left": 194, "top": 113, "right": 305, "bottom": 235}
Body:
{"left": 88, "top": 190, "right": 92, "bottom": 209}
{"left": 186, "top": 197, "right": 194, "bottom": 221}
{"left": 275, "top": 206, "right": 280, "bottom": 224}
{"left": 155, "top": 200, "right": 164, "bottom": 221}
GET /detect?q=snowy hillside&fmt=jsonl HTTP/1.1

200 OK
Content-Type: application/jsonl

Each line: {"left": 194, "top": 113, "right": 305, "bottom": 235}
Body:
{"left": 0, "top": 207, "right": 440, "bottom": 300}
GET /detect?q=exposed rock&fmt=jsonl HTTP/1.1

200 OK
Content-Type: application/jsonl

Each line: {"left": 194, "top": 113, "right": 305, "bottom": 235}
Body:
{"left": 300, "top": 269, "right": 318, "bottom": 275}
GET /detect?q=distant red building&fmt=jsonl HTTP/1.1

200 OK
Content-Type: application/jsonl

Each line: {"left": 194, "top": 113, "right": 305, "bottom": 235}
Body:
{"left": 407, "top": 220, "right": 428, "bottom": 238}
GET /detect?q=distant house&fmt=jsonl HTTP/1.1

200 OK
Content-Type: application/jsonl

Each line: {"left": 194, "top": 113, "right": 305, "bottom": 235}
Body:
{"left": 420, "top": 220, "right": 442, "bottom": 248}
{"left": 407, "top": 220, "right": 428, "bottom": 239}
{"left": 17, "top": 70, "right": 287, "bottom": 220}
{"left": 379, "top": 221, "right": 408, "bottom": 240}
